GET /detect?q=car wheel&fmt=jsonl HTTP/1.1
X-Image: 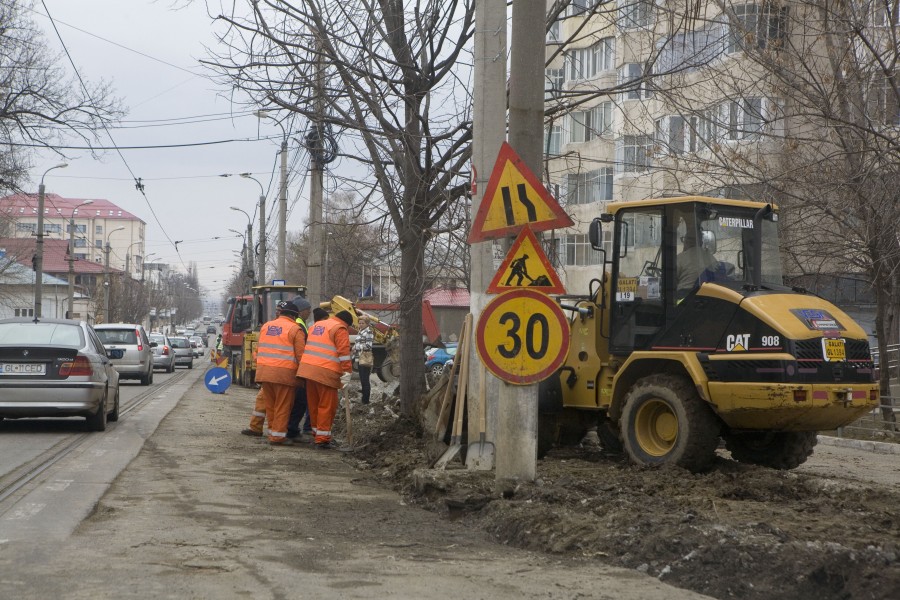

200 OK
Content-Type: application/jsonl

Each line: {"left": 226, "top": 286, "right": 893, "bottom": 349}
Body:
{"left": 188, "top": 360, "right": 193, "bottom": 370}
{"left": 168, "top": 362, "right": 175, "bottom": 373}
{"left": 107, "top": 386, "right": 120, "bottom": 422}
{"left": 140, "top": 367, "right": 152, "bottom": 386}
{"left": 86, "top": 392, "right": 108, "bottom": 432}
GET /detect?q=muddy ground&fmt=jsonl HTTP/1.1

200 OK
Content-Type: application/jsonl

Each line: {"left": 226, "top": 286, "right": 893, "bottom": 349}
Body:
{"left": 337, "top": 377, "right": 900, "bottom": 600}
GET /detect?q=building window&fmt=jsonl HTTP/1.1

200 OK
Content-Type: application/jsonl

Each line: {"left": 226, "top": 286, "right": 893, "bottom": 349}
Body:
{"left": 727, "top": 98, "right": 764, "bottom": 139}
{"left": 74, "top": 238, "right": 87, "bottom": 248}
{"left": 66, "top": 224, "right": 87, "bottom": 234}
{"left": 545, "top": 123, "right": 562, "bottom": 156}
{"left": 566, "top": 47, "right": 593, "bottom": 81}
{"left": 548, "top": 19, "right": 561, "bottom": 43}
{"left": 617, "top": 135, "right": 653, "bottom": 173}
{"left": 74, "top": 253, "right": 88, "bottom": 260}
{"left": 868, "top": 72, "right": 900, "bottom": 126}
{"left": 43, "top": 223, "right": 61, "bottom": 234}
{"left": 566, "top": 167, "right": 613, "bottom": 205}
{"left": 95, "top": 225, "right": 103, "bottom": 234}
{"left": 95, "top": 240, "right": 103, "bottom": 248}
{"left": 545, "top": 67, "right": 564, "bottom": 98}
{"left": 564, "top": 233, "right": 605, "bottom": 266}
{"left": 16, "top": 222, "right": 36, "bottom": 233}
{"left": 619, "top": 0, "right": 653, "bottom": 28}
{"left": 620, "top": 63, "right": 651, "bottom": 100}
{"left": 568, "top": 102, "right": 612, "bottom": 143}
{"left": 14, "top": 308, "right": 34, "bottom": 317}
{"left": 592, "top": 37, "right": 615, "bottom": 73}
{"left": 726, "top": 3, "right": 788, "bottom": 54}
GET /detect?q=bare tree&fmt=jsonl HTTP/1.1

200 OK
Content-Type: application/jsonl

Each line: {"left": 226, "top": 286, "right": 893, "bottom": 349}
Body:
{"left": 208, "top": 0, "right": 475, "bottom": 414}
{"left": 0, "top": 0, "right": 122, "bottom": 190}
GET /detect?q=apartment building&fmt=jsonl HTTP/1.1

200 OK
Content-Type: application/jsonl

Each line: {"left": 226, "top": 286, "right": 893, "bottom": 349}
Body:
{"left": 0, "top": 193, "right": 146, "bottom": 276}
{"left": 542, "top": 1, "right": 897, "bottom": 296}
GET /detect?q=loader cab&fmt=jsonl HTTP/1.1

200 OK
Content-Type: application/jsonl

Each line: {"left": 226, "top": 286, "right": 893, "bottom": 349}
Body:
{"left": 591, "top": 198, "right": 783, "bottom": 354}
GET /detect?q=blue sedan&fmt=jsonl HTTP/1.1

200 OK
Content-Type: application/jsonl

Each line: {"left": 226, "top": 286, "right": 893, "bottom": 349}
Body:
{"left": 425, "top": 342, "right": 457, "bottom": 378}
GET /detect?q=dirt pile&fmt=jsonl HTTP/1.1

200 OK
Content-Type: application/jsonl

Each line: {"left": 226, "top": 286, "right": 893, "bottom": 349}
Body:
{"left": 335, "top": 378, "right": 900, "bottom": 600}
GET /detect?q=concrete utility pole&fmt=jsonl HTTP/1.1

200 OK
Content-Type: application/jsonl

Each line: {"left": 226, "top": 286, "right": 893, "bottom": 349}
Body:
{"left": 470, "top": 0, "right": 507, "bottom": 473}
{"left": 34, "top": 163, "right": 68, "bottom": 318}
{"left": 278, "top": 137, "right": 288, "bottom": 280}
{"left": 307, "top": 47, "right": 326, "bottom": 304}
{"left": 103, "top": 226, "right": 125, "bottom": 324}
{"left": 67, "top": 199, "right": 93, "bottom": 319}
{"left": 497, "top": 0, "right": 547, "bottom": 483}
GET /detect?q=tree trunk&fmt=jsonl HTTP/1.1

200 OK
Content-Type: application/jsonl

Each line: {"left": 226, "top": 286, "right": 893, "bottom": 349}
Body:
{"left": 397, "top": 224, "right": 426, "bottom": 417}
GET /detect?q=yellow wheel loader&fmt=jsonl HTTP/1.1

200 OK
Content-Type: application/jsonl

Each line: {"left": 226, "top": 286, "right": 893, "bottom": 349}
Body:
{"left": 539, "top": 196, "right": 878, "bottom": 471}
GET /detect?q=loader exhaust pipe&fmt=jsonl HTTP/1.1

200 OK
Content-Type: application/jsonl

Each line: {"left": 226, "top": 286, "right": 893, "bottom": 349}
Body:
{"left": 752, "top": 204, "right": 773, "bottom": 288}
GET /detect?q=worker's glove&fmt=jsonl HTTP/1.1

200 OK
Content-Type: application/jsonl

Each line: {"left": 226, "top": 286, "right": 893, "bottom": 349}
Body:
{"left": 340, "top": 373, "right": 352, "bottom": 388}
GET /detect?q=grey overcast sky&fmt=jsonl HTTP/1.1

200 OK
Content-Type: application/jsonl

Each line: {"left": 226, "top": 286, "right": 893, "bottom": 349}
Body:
{"left": 31, "top": 0, "right": 309, "bottom": 302}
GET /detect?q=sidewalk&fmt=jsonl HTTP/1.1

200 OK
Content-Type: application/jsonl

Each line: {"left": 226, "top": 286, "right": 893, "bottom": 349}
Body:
{"left": 0, "top": 371, "right": 713, "bottom": 600}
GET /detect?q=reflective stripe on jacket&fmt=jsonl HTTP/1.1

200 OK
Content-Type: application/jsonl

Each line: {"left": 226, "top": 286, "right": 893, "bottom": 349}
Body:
{"left": 255, "top": 315, "right": 305, "bottom": 385}
{"left": 297, "top": 316, "right": 352, "bottom": 388}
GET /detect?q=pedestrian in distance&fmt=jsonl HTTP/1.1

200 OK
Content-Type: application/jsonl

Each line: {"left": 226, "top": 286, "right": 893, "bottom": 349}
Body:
{"left": 240, "top": 301, "right": 306, "bottom": 445}
{"left": 297, "top": 309, "right": 355, "bottom": 450}
{"left": 352, "top": 315, "right": 375, "bottom": 405}
{"left": 286, "top": 297, "right": 314, "bottom": 442}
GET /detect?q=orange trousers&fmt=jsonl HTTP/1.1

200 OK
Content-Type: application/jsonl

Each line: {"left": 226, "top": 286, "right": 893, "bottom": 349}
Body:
{"left": 306, "top": 380, "right": 339, "bottom": 444}
{"left": 248, "top": 389, "right": 266, "bottom": 433}
{"left": 260, "top": 382, "right": 296, "bottom": 443}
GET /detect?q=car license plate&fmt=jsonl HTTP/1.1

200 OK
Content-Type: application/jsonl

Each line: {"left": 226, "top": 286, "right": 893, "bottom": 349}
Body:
{"left": 0, "top": 362, "right": 46, "bottom": 375}
{"left": 822, "top": 338, "right": 846, "bottom": 362}
{"left": 109, "top": 349, "right": 124, "bottom": 359}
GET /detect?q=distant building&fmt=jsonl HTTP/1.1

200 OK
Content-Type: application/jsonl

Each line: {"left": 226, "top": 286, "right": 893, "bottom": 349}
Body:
{"left": 0, "top": 258, "right": 76, "bottom": 320}
{"left": 0, "top": 193, "right": 146, "bottom": 276}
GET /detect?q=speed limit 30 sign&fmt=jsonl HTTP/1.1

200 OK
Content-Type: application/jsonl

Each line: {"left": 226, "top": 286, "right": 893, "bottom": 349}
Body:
{"left": 476, "top": 289, "right": 570, "bottom": 385}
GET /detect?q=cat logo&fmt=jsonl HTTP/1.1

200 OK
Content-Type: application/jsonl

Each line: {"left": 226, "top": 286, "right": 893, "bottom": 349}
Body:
{"left": 726, "top": 333, "right": 750, "bottom": 352}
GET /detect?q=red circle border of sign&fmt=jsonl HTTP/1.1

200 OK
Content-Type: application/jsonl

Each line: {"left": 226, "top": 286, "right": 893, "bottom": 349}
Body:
{"left": 476, "top": 288, "right": 570, "bottom": 385}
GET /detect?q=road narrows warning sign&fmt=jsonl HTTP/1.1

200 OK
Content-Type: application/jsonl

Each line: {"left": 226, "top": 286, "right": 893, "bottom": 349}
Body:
{"left": 468, "top": 142, "right": 573, "bottom": 243}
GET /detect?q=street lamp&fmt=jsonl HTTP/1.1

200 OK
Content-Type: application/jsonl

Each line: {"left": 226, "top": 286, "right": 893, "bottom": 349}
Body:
{"left": 230, "top": 206, "right": 254, "bottom": 288}
{"left": 34, "top": 162, "right": 68, "bottom": 318}
{"left": 66, "top": 199, "right": 93, "bottom": 319}
{"left": 240, "top": 173, "right": 267, "bottom": 285}
{"left": 255, "top": 111, "right": 288, "bottom": 280}
{"left": 103, "top": 226, "right": 125, "bottom": 323}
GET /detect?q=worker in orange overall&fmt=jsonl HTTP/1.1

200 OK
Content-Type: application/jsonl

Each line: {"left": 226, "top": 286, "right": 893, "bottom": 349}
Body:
{"left": 241, "top": 301, "right": 306, "bottom": 445}
{"left": 297, "top": 309, "right": 354, "bottom": 450}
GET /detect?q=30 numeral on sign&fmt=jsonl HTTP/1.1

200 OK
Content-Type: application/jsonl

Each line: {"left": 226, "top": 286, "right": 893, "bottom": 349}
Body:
{"left": 476, "top": 289, "right": 570, "bottom": 385}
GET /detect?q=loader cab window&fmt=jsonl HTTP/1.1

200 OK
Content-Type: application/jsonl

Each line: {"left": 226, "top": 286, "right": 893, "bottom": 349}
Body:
{"left": 611, "top": 208, "right": 665, "bottom": 351}
{"left": 229, "top": 299, "right": 253, "bottom": 334}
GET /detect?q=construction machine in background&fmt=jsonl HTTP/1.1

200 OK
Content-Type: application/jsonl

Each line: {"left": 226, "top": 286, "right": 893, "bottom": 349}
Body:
{"left": 222, "top": 284, "right": 307, "bottom": 387}
{"left": 539, "top": 196, "right": 878, "bottom": 472}
{"left": 319, "top": 295, "right": 442, "bottom": 383}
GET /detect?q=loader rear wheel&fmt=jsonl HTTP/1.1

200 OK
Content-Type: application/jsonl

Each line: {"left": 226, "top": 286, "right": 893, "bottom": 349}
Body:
{"left": 377, "top": 360, "right": 399, "bottom": 383}
{"left": 723, "top": 431, "right": 817, "bottom": 470}
{"left": 621, "top": 374, "right": 720, "bottom": 472}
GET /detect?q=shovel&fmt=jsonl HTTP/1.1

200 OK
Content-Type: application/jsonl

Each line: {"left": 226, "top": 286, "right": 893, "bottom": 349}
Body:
{"left": 466, "top": 361, "right": 494, "bottom": 470}
{"left": 434, "top": 314, "right": 471, "bottom": 469}
{"left": 338, "top": 382, "right": 354, "bottom": 453}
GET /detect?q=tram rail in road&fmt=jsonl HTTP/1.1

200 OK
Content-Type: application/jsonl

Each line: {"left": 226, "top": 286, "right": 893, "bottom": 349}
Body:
{"left": 0, "top": 368, "right": 201, "bottom": 540}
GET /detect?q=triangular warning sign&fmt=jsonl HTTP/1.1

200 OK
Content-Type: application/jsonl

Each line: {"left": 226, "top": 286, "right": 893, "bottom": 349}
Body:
{"left": 468, "top": 142, "right": 573, "bottom": 243}
{"left": 487, "top": 226, "right": 566, "bottom": 294}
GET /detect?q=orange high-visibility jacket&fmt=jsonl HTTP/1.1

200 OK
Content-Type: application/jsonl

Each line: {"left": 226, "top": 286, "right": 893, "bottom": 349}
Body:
{"left": 297, "top": 316, "right": 352, "bottom": 388}
{"left": 255, "top": 314, "right": 306, "bottom": 386}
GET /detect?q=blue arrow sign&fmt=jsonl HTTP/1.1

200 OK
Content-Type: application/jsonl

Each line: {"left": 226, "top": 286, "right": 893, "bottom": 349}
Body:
{"left": 205, "top": 367, "right": 232, "bottom": 394}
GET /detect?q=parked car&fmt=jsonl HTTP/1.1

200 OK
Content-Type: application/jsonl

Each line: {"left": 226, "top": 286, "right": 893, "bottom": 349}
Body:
{"left": 425, "top": 342, "right": 458, "bottom": 378}
{"left": 169, "top": 336, "right": 194, "bottom": 369}
{"left": 0, "top": 318, "right": 120, "bottom": 431}
{"left": 148, "top": 332, "right": 176, "bottom": 373}
{"left": 94, "top": 323, "right": 154, "bottom": 386}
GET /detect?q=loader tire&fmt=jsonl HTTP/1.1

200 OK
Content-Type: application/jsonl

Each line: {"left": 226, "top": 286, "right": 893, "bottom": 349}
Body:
{"left": 723, "top": 431, "right": 817, "bottom": 470}
{"left": 620, "top": 374, "right": 720, "bottom": 472}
